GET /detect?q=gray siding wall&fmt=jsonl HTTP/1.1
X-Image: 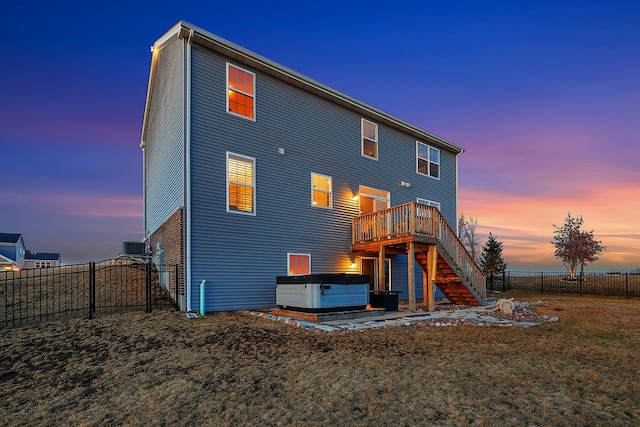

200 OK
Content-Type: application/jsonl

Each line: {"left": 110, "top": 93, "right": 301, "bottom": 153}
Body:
{"left": 144, "top": 38, "right": 186, "bottom": 236}
{"left": 189, "top": 45, "right": 458, "bottom": 311}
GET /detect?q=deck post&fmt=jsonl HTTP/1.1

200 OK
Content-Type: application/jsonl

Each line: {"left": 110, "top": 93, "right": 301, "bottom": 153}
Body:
{"left": 427, "top": 245, "right": 437, "bottom": 311}
{"left": 408, "top": 241, "right": 415, "bottom": 311}
{"left": 422, "top": 270, "right": 427, "bottom": 310}
{"left": 378, "top": 245, "right": 385, "bottom": 291}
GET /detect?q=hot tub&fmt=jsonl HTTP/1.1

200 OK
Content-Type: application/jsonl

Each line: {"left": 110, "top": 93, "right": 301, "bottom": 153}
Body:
{"left": 276, "top": 274, "right": 370, "bottom": 312}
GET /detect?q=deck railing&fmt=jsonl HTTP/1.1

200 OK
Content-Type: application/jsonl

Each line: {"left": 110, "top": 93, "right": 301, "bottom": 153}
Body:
{"left": 352, "top": 202, "right": 485, "bottom": 302}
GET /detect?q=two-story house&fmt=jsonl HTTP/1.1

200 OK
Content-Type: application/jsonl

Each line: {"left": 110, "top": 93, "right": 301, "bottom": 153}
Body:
{"left": 141, "top": 21, "right": 485, "bottom": 313}
{"left": 0, "top": 233, "right": 26, "bottom": 271}
{"left": 24, "top": 251, "right": 62, "bottom": 269}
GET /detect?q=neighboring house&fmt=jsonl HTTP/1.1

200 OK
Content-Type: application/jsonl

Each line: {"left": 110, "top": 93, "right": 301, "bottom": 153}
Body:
{"left": 24, "top": 251, "right": 62, "bottom": 269}
{"left": 0, "top": 233, "right": 26, "bottom": 271}
{"left": 141, "top": 21, "right": 485, "bottom": 313}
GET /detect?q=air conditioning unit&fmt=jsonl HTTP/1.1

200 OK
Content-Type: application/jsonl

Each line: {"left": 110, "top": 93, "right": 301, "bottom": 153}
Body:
{"left": 121, "top": 241, "right": 147, "bottom": 257}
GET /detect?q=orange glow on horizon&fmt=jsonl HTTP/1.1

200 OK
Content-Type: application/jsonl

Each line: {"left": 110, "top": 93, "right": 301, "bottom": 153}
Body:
{"left": 459, "top": 183, "right": 640, "bottom": 271}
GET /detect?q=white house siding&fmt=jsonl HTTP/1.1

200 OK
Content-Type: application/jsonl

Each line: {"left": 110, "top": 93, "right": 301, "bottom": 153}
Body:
{"left": 187, "top": 44, "right": 459, "bottom": 311}
{"left": 143, "top": 37, "right": 186, "bottom": 237}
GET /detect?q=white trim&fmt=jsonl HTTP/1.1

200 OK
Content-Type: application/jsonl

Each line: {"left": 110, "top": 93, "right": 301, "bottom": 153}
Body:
{"left": 226, "top": 63, "right": 256, "bottom": 121}
{"left": 287, "top": 253, "right": 311, "bottom": 276}
{"left": 361, "top": 118, "right": 378, "bottom": 160}
{"left": 416, "top": 141, "right": 441, "bottom": 180}
{"left": 186, "top": 29, "right": 194, "bottom": 312}
{"left": 226, "top": 152, "right": 257, "bottom": 215}
{"left": 311, "top": 172, "right": 333, "bottom": 209}
{"left": 455, "top": 152, "right": 460, "bottom": 235}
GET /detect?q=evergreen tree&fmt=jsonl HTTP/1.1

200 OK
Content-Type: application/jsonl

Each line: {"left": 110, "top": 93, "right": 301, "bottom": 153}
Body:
{"left": 480, "top": 233, "right": 508, "bottom": 277}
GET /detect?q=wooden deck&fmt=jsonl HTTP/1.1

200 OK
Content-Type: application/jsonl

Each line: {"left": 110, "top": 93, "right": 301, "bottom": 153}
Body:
{"left": 352, "top": 203, "right": 486, "bottom": 309}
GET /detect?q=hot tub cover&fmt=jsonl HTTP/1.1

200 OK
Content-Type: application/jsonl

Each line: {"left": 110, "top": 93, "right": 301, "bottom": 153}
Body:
{"left": 276, "top": 273, "right": 370, "bottom": 285}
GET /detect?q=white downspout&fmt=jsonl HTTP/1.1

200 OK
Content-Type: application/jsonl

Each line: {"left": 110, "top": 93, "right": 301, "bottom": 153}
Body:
{"left": 455, "top": 152, "right": 460, "bottom": 236}
{"left": 185, "top": 29, "right": 194, "bottom": 312}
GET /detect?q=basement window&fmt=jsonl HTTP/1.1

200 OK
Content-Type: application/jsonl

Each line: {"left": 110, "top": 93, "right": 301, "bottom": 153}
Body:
{"left": 288, "top": 253, "right": 311, "bottom": 275}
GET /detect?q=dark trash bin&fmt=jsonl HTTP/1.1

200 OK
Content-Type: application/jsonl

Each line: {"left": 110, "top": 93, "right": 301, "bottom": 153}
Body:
{"left": 369, "top": 291, "right": 399, "bottom": 311}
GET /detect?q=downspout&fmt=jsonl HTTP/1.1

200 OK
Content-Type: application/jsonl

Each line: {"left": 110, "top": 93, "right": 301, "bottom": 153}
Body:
{"left": 185, "top": 28, "right": 194, "bottom": 312}
{"left": 455, "top": 152, "right": 460, "bottom": 236}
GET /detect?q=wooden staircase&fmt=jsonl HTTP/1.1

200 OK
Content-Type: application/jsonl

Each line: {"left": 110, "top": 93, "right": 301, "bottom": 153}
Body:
{"left": 352, "top": 202, "right": 486, "bottom": 308}
{"left": 415, "top": 251, "right": 481, "bottom": 306}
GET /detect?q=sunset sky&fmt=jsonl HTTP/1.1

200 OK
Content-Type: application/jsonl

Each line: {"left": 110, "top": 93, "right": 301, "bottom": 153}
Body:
{"left": 1, "top": 1, "right": 638, "bottom": 271}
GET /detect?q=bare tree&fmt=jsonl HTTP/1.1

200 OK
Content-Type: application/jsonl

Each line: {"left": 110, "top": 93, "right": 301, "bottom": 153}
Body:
{"left": 459, "top": 214, "right": 481, "bottom": 264}
{"left": 552, "top": 212, "right": 606, "bottom": 279}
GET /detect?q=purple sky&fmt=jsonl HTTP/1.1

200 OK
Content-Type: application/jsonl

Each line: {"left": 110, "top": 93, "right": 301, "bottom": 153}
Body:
{"left": 1, "top": 1, "right": 639, "bottom": 270}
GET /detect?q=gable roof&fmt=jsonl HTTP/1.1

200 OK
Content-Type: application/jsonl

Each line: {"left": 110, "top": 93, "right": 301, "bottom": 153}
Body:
{"left": 0, "top": 254, "right": 14, "bottom": 265}
{"left": 141, "top": 21, "right": 465, "bottom": 155}
{"left": 0, "top": 233, "right": 22, "bottom": 244}
{"left": 25, "top": 251, "right": 61, "bottom": 261}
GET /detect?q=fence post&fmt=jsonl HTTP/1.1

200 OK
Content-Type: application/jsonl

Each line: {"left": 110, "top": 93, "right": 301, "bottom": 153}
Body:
{"left": 145, "top": 261, "right": 152, "bottom": 313}
{"left": 579, "top": 274, "right": 583, "bottom": 296}
{"left": 89, "top": 262, "right": 95, "bottom": 319}
{"left": 626, "top": 273, "right": 629, "bottom": 299}
{"left": 540, "top": 272, "right": 544, "bottom": 294}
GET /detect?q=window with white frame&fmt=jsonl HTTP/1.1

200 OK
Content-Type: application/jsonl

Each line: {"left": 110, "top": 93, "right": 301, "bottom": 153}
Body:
{"left": 227, "top": 63, "right": 255, "bottom": 120}
{"left": 361, "top": 119, "right": 378, "bottom": 159}
{"left": 416, "top": 142, "right": 440, "bottom": 179}
{"left": 227, "top": 152, "right": 256, "bottom": 214}
{"left": 311, "top": 173, "right": 332, "bottom": 208}
{"left": 35, "top": 261, "right": 52, "bottom": 268}
{"left": 288, "top": 253, "right": 310, "bottom": 275}
{"left": 417, "top": 198, "right": 441, "bottom": 210}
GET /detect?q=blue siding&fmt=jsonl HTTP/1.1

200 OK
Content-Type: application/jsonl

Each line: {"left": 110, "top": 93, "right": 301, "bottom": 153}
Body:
{"left": 188, "top": 45, "right": 459, "bottom": 311}
{"left": 143, "top": 38, "right": 186, "bottom": 236}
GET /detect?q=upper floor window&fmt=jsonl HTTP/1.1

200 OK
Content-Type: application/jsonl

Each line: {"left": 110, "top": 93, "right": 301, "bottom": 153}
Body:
{"left": 417, "top": 198, "right": 441, "bottom": 210}
{"left": 227, "top": 63, "right": 255, "bottom": 120}
{"left": 311, "top": 173, "right": 332, "bottom": 208}
{"left": 362, "top": 119, "right": 378, "bottom": 159}
{"left": 227, "top": 152, "right": 255, "bottom": 214}
{"left": 288, "top": 253, "right": 311, "bottom": 275}
{"left": 416, "top": 142, "right": 440, "bottom": 179}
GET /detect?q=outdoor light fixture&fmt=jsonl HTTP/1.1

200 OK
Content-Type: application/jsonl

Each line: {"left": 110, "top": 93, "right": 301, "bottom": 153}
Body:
{"left": 352, "top": 194, "right": 359, "bottom": 201}
{"left": 400, "top": 181, "right": 410, "bottom": 188}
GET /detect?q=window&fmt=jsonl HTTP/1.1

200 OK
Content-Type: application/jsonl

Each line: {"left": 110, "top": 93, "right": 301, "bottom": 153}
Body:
{"left": 35, "top": 261, "right": 52, "bottom": 268}
{"left": 362, "top": 119, "right": 378, "bottom": 159}
{"left": 288, "top": 253, "right": 310, "bottom": 275}
{"left": 311, "top": 173, "right": 332, "bottom": 208}
{"left": 417, "top": 198, "right": 441, "bottom": 210}
{"left": 416, "top": 142, "right": 440, "bottom": 179}
{"left": 227, "top": 152, "right": 256, "bottom": 214}
{"left": 227, "top": 63, "right": 255, "bottom": 120}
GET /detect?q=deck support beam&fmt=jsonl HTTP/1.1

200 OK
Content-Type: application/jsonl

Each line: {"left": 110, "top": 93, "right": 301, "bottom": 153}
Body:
{"left": 378, "top": 245, "right": 385, "bottom": 291}
{"left": 426, "top": 245, "right": 437, "bottom": 311}
{"left": 408, "top": 241, "right": 415, "bottom": 311}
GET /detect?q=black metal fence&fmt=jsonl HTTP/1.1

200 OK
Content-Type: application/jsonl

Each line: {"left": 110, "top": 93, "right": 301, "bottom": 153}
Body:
{"left": 488, "top": 271, "right": 640, "bottom": 298}
{"left": 0, "top": 259, "right": 180, "bottom": 328}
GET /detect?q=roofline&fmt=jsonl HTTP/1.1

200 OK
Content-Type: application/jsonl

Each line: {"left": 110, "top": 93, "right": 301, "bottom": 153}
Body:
{"left": 140, "top": 21, "right": 465, "bottom": 154}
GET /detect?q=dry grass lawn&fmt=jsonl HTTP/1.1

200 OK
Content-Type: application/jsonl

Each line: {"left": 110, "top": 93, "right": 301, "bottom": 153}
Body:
{"left": 1, "top": 291, "right": 639, "bottom": 426}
